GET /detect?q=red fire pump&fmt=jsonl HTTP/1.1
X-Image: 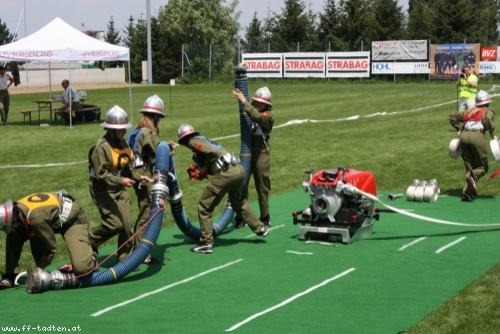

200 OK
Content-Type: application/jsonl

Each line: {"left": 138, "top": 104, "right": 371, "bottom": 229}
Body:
{"left": 292, "top": 168, "right": 380, "bottom": 244}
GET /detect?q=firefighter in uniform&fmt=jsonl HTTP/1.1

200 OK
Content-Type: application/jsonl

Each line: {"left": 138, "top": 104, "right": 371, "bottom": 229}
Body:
{"left": 177, "top": 124, "right": 269, "bottom": 254}
{"left": 449, "top": 90, "right": 497, "bottom": 201}
{"left": 232, "top": 86, "right": 275, "bottom": 228}
{"left": 89, "top": 106, "right": 146, "bottom": 263}
{"left": 456, "top": 64, "right": 478, "bottom": 111}
{"left": 128, "top": 95, "right": 176, "bottom": 265}
{"left": 0, "top": 191, "right": 95, "bottom": 289}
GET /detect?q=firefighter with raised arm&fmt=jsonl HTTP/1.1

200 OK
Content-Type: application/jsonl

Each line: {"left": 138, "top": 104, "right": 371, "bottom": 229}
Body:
{"left": 232, "top": 84, "right": 275, "bottom": 228}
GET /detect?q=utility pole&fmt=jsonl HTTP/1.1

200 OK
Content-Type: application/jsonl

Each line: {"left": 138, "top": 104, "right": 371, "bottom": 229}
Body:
{"left": 147, "top": 0, "right": 153, "bottom": 85}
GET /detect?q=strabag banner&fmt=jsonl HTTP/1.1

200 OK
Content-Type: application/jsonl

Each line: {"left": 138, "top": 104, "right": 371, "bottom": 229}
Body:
{"left": 241, "top": 53, "right": 283, "bottom": 78}
{"left": 371, "top": 40, "right": 427, "bottom": 60}
{"left": 283, "top": 53, "right": 325, "bottom": 78}
{"left": 371, "top": 62, "right": 430, "bottom": 74}
{"left": 325, "top": 52, "right": 370, "bottom": 78}
{"left": 430, "top": 43, "right": 480, "bottom": 79}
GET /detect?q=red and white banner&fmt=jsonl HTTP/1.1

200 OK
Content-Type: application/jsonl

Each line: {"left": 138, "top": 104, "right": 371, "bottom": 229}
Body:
{"left": 372, "top": 40, "right": 427, "bottom": 60}
{"left": 241, "top": 53, "right": 282, "bottom": 78}
{"left": 283, "top": 53, "right": 325, "bottom": 78}
{"left": 326, "top": 52, "right": 370, "bottom": 78}
{"left": 480, "top": 47, "right": 498, "bottom": 61}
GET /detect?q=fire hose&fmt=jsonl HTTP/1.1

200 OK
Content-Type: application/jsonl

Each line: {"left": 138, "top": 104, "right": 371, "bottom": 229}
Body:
{"left": 22, "top": 141, "right": 173, "bottom": 293}
{"left": 169, "top": 64, "right": 253, "bottom": 240}
{"left": 346, "top": 185, "right": 500, "bottom": 227}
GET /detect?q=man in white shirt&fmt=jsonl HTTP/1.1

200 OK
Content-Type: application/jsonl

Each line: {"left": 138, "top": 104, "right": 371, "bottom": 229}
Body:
{"left": 0, "top": 65, "right": 14, "bottom": 125}
{"left": 57, "top": 79, "right": 80, "bottom": 124}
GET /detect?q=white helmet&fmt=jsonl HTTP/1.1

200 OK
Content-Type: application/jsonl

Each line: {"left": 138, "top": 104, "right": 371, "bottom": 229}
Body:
{"left": 100, "top": 105, "right": 132, "bottom": 129}
{"left": 475, "top": 90, "right": 492, "bottom": 107}
{"left": 139, "top": 95, "right": 165, "bottom": 118}
{"left": 0, "top": 200, "right": 13, "bottom": 234}
{"left": 252, "top": 86, "right": 272, "bottom": 106}
{"left": 178, "top": 124, "right": 199, "bottom": 143}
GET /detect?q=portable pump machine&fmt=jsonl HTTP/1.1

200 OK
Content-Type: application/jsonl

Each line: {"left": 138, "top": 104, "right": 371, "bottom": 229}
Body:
{"left": 292, "top": 168, "right": 379, "bottom": 244}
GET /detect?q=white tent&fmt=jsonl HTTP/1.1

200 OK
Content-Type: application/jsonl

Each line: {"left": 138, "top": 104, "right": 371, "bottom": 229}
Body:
{"left": 0, "top": 17, "right": 133, "bottom": 126}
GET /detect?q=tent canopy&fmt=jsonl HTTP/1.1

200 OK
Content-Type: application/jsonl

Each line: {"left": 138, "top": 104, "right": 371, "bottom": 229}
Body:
{"left": 0, "top": 17, "right": 129, "bottom": 62}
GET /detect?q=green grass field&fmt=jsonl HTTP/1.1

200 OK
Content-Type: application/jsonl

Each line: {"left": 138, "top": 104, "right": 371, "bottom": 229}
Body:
{"left": 1, "top": 80, "right": 500, "bottom": 333}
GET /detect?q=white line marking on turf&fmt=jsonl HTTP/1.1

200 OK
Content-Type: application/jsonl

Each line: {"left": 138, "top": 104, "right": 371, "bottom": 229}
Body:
{"left": 244, "top": 224, "right": 285, "bottom": 238}
{"left": 436, "top": 237, "right": 466, "bottom": 254}
{"left": 286, "top": 251, "right": 313, "bottom": 255}
{"left": 225, "top": 268, "right": 356, "bottom": 331}
{"left": 0, "top": 161, "right": 87, "bottom": 169}
{"left": 398, "top": 237, "right": 427, "bottom": 251}
{"left": 91, "top": 259, "right": 243, "bottom": 317}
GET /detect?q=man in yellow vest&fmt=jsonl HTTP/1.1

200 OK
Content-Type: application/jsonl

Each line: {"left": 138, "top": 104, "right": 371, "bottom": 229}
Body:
{"left": 456, "top": 65, "right": 478, "bottom": 111}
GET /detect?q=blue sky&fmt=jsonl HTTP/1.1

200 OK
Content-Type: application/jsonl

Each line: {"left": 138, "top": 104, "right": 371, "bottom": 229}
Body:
{"left": 2, "top": 0, "right": 409, "bottom": 40}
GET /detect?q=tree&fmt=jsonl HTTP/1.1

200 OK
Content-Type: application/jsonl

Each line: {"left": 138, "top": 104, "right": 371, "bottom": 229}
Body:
{"left": 105, "top": 16, "right": 122, "bottom": 68}
{"left": 105, "top": 16, "right": 121, "bottom": 45}
{"left": 274, "top": 0, "right": 316, "bottom": 51}
{"left": 406, "top": 1, "right": 437, "bottom": 41}
{"left": 372, "top": 0, "right": 406, "bottom": 41}
{"left": 318, "top": 0, "right": 342, "bottom": 50}
{"left": 336, "top": 0, "right": 378, "bottom": 51}
{"left": 157, "top": 0, "right": 240, "bottom": 82}
{"left": 0, "top": 18, "right": 13, "bottom": 45}
{"left": 242, "top": 12, "right": 265, "bottom": 53}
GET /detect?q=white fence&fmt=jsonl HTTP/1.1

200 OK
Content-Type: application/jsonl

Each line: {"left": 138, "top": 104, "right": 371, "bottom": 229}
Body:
{"left": 9, "top": 67, "right": 125, "bottom": 88}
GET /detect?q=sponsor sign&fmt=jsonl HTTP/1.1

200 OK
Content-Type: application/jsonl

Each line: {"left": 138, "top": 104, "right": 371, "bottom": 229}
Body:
{"left": 283, "top": 53, "right": 325, "bottom": 78}
{"left": 372, "top": 40, "right": 427, "bottom": 60}
{"left": 326, "top": 52, "right": 370, "bottom": 78}
{"left": 371, "top": 62, "right": 430, "bottom": 74}
{"left": 241, "top": 53, "right": 282, "bottom": 78}
{"left": 430, "top": 43, "right": 480, "bottom": 79}
{"left": 479, "top": 61, "right": 500, "bottom": 73}
{"left": 480, "top": 47, "right": 497, "bottom": 61}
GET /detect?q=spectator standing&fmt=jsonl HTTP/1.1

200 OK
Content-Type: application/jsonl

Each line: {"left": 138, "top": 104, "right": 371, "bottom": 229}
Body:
{"left": 456, "top": 65, "right": 478, "bottom": 111}
{"left": 0, "top": 65, "right": 14, "bottom": 125}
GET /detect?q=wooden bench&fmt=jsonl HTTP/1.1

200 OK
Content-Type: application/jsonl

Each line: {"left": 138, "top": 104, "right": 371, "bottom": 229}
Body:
{"left": 19, "top": 109, "right": 40, "bottom": 125}
{"left": 54, "top": 106, "right": 101, "bottom": 124}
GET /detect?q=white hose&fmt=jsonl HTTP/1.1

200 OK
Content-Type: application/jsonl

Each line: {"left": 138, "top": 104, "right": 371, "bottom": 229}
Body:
{"left": 348, "top": 186, "right": 500, "bottom": 227}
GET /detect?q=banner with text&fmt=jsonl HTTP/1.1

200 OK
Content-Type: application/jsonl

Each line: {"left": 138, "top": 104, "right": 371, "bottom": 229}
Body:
{"left": 479, "top": 61, "right": 500, "bottom": 73}
{"left": 326, "top": 52, "right": 370, "bottom": 78}
{"left": 241, "top": 53, "right": 283, "bottom": 78}
{"left": 283, "top": 53, "right": 325, "bottom": 78}
{"left": 480, "top": 46, "right": 500, "bottom": 61}
{"left": 371, "top": 62, "right": 430, "bottom": 74}
{"left": 371, "top": 40, "right": 427, "bottom": 60}
{"left": 430, "top": 43, "right": 480, "bottom": 79}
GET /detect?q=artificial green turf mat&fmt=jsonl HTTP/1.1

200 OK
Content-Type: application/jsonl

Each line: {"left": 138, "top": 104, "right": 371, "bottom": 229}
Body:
{"left": 1, "top": 188, "right": 499, "bottom": 333}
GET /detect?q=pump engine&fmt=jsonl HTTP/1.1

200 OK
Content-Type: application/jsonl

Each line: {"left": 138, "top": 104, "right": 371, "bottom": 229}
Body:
{"left": 292, "top": 168, "right": 379, "bottom": 244}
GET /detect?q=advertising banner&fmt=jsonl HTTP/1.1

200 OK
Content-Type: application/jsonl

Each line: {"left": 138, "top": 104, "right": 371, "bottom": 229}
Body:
{"left": 283, "top": 53, "right": 325, "bottom": 78}
{"left": 479, "top": 61, "right": 500, "bottom": 73}
{"left": 371, "top": 62, "right": 430, "bottom": 74}
{"left": 325, "top": 52, "right": 370, "bottom": 78}
{"left": 241, "top": 53, "right": 283, "bottom": 78}
{"left": 480, "top": 46, "right": 499, "bottom": 61}
{"left": 372, "top": 40, "right": 427, "bottom": 60}
{"left": 430, "top": 43, "right": 480, "bottom": 79}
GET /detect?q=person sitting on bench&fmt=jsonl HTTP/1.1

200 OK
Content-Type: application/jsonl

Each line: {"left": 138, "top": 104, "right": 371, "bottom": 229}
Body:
{"left": 56, "top": 79, "right": 80, "bottom": 124}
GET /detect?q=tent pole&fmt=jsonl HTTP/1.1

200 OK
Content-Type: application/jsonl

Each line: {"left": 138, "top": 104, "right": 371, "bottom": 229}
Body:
{"left": 69, "top": 62, "right": 72, "bottom": 129}
{"left": 128, "top": 61, "right": 133, "bottom": 123}
{"left": 49, "top": 62, "right": 52, "bottom": 98}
